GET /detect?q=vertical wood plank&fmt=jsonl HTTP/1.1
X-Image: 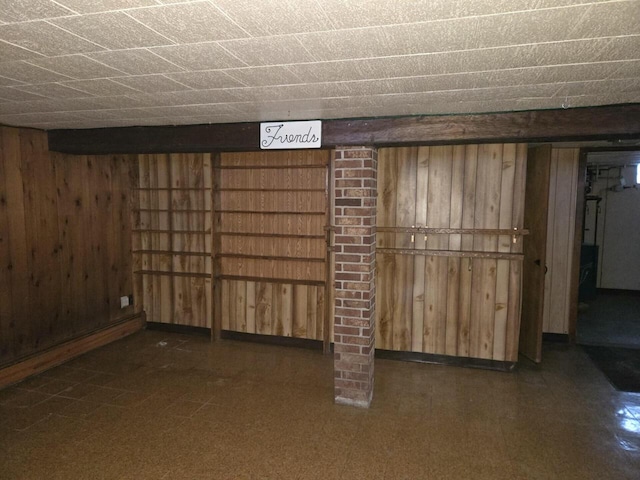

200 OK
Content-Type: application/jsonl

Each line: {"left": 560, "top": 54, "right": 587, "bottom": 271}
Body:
{"left": 256, "top": 282, "right": 272, "bottom": 335}
{"left": 293, "top": 284, "right": 308, "bottom": 338}
{"left": 0, "top": 128, "right": 17, "bottom": 361}
{"left": 246, "top": 280, "right": 256, "bottom": 334}
{"left": 411, "top": 146, "right": 429, "bottom": 352}
{"left": 446, "top": 145, "right": 465, "bottom": 355}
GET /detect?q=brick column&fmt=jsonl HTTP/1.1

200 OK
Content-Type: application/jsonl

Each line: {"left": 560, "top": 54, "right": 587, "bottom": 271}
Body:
{"left": 333, "top": 146, "right": 377, "bottom": 408}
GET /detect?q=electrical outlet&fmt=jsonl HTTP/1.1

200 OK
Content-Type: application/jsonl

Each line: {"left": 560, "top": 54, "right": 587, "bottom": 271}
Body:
{"left": 120, "top": 295, "right": 130, "bottom": 308}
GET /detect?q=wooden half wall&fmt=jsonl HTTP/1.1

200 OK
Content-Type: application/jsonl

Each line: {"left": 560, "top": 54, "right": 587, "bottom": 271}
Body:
{"left": 376, "top": 144, "right": 527, "bottom": 362}
{"left": 0, "top": 126, "right": 140, "bottom": 368}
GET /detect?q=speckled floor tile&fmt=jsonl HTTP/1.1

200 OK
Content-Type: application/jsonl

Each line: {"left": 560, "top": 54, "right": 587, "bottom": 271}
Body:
{"left": 1, "top": 331, "right": 639, "bottom": 479}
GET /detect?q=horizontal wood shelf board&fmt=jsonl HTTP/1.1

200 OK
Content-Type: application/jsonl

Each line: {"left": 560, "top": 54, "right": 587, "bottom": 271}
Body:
{"left": 217, "top": 188, "right": 326, "bottom": 192}
{"left": 133, "top": 229, "right": 210, "bottom": 234}
{"left": 133, "top": 187, "right": 206, "bottom": 191}
{"left": 133, "top": 250, "right": 210, "bottom": 257}
{"left": 377, "top": 227, "right": 530, "bottom": 235}
{"left": 219, "top": 232, "right": 325, "bottom": 239}
{"left": 135, "top": 270, "right": 211, "bottom": 278}
{"left": 377, "top": 248, "right": 524, "bottom": 260}
{"left": 216, "top": 164, "right": 327, "bottom": 170}
{"left": 218, "top": 210, "right": 325, "bottom": 215}
{"left": 217, "top": 253, "right": 325, "bottom": 262}
{"left": 135, "top": 208, "right": 210, "bottom": 213}
{"left": 218, "top": 274, "right": 325, "bottom": 286}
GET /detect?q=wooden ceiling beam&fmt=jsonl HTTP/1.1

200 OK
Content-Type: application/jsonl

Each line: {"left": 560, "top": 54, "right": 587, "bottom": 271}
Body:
{"left": 48, "top": 104, "right": 640, "bottom": 154}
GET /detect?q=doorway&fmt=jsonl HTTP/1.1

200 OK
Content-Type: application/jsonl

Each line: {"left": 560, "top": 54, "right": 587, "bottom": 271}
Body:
{"left": 577, "top": 150, "right": 640, "bottom": 348}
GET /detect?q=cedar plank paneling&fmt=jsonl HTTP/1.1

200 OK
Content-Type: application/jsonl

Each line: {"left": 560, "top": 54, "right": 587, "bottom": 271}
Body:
{"left": 0, "top": 126, "right": 137, "bottom": 367}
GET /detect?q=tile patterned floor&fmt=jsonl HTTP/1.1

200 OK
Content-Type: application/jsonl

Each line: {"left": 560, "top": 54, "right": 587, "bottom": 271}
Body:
{"left": 1, "top": 331, "right": 639, "bottom": 479}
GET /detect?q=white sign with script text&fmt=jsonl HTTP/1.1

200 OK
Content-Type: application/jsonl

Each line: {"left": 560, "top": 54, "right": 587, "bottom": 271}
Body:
{"left": 260, "top": 121, "right": 322, "bottom": 149}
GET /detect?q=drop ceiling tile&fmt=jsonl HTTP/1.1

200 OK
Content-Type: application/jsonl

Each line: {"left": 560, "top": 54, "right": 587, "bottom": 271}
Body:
{"left": 28, "top": 55, "right": 126, "bottom": 79}
{"left": 13, "top": 82, "right": 90, "bottom": 98}
{"left": 138, "top": 88, "right": 241, "bottom": 107}
{"left": 0, "top": 86, "right": 46, "bottom": 101}
{"left": 113, "top": 74, "right": 192, "bottom": 92}
{"left": 61, "top": 78, "right": 141, "bottom": 96}
{"left": 89, "top": 49, "right": 184, "bottom": 75}
{"left": 128, "top": 3, "right": 247, "bottom": 43}
{"left": 71, "top": 109, "right": 121, "bottom": 120}
{"left": 146, "top": 103, "right": 240, "bottom": 117}
{"left": 568, "top": 1, "right": 640, "bottom": 39}
{"left": 89, "top": 94, "right": 156, "bottom": 109}
{"left": 220, "top": 36, "right": 315, "bottom": 66}
{"left": 296, "top": 5, "right": 613, "bottom": 63}
{"left": 0, "top": 39, "right": 44, "bottom": 62}
{"left": 593, "top": 35, "right": 640, "bottom": 62}
{"left": 52, "top": 12, "right": 174, "bottom": 49}
{"left": 0, "top": 111, "right": 83, "bottom": 124}
{"left": 612, "top": 60, "right": 640, "bottom": 78}
{"left": 54, "top": 0, "right": 159, "bottom": 14}
{"left": 0, "top": 22, "right": 103, "bottom": 56}
{"left": 0, "top": 97, "right": 107, "bottom": 114}
{"left": 534, "top": 63, "right": 623, "bottom": 84}
{"left": 556, "top": 78, "right": 640, "bottom": 97}
{"left": 0, "top": 75, "right": 20, "bottom": 86}
{"left": 165, "top": 71, "right": 243, "bottom": 89}
{"left": 226, "top": 66, "right": 303, "bottom": 86}
{"left": 150, "top": 42, "right": 246, "bottom": 70}
{"left": 0, "top": 60, "right": 72, "bottom": 83}
{"left": 214, "top": 0, "right": 332, "bottom": 36}
{"left": 0, "top": 0, "right": 75, "bottom": 22}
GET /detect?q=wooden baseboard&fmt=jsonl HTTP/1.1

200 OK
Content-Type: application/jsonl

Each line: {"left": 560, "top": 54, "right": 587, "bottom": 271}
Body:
{"left": 597, "top": 288, "right": 640, "bottom": 297}
{"left": 0, "top": 313, "right": 146, "bottom": 390}
{"left": 146, "top": 321, "right": 211, "bottom": 337}
{"left": 543, "top": 333, "right": 570, "bottom": 343}
{"left": 221, "top": 330, "right": 326, "bottom": 351}
{"left": 374, "top": 348, "right": 516, "bottom": 372}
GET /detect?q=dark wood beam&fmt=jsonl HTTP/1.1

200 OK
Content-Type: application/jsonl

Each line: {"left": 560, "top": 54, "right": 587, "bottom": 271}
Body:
{"left": 48, "top": 104, "right": 640, "bottom": 154}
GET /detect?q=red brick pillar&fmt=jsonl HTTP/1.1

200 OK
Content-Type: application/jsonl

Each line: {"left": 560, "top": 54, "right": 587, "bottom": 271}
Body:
{"left": 333, "top": 146, "right": 377, "bottom": 408}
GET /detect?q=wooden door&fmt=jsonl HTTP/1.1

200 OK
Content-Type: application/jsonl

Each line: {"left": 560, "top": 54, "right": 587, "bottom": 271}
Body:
{"left": 377, "top": 144, "right": 527, "bottom": 362}
{"left": 519, "top": 145, "right": 552, "bottom": 363}
{"left": 215, "top": 150, "right": 330, "bottom": 344}
{"left": 543, "top": 148, "right": 580, "bottom": 335}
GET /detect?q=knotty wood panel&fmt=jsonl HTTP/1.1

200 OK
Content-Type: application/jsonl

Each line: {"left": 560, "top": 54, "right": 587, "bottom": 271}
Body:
{"left": 376, "top": 144, "right": 527, "bottom": 362}
{"left": 543, "top": 148, "right": 580, "bottom": 334}
{"left": 133, "top": 153, "right": 212, "bottom": 328}
{"left": 221, "top": 279, "right": 325, "bottom": 341}
{"left": 0, "top": 126, "right": 138, "bottom": 367}
{"left": 217, "top": 150, "right": 329, "bottom": 341}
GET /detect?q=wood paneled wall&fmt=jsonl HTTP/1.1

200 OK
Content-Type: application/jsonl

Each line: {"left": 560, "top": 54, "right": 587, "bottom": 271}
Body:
{"left": 0, "top": 126, "right": 137, "bottom": 367}
{"left": 543, "top": 148, "right": 580, "bottom": 334}
{"left": 217, "top": 151, "right": 329, "bottom": 341}
{"left": 133, "top": 153, "right": 212, "bottom": 328}
{"left": 376, "top": 145, "right": 527, "bottom": 362}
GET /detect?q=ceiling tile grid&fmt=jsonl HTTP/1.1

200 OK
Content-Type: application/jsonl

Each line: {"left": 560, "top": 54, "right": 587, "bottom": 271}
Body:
{"left": 0, "top": 0, "right": 638, "bottom": 129}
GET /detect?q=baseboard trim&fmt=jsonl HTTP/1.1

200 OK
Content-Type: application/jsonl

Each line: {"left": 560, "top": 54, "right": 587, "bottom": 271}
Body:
{"left": 374, "top": 348, "right": 516, "bottom": 372}
{"left": 0, "top": 313, "right": 146, "bottom": 390}
{"left": 597, "top": 288, "right": 640, "bottom": 296}
{"left": 220, "top": 330, "right": 325, "bottom": 351}
{"left": 146, "top": 322, "right": 211, "bottom": 337}
{"left": 543, "top": 333, "right": 570, "bottom": 343}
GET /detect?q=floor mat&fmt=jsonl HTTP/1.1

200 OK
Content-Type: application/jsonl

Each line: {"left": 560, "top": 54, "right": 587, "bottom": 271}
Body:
{"left": 582, "top": 345, "right": 640, "bottom": 393}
